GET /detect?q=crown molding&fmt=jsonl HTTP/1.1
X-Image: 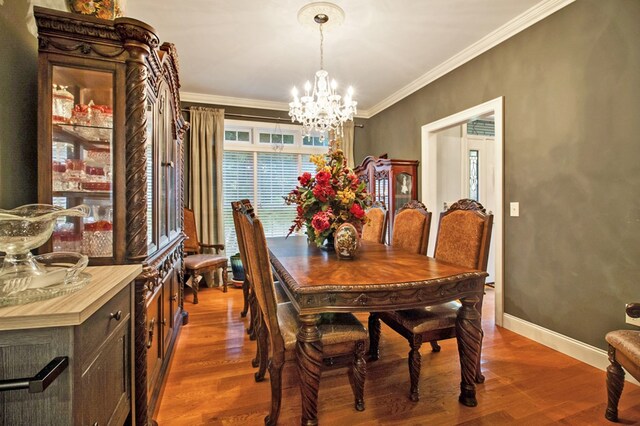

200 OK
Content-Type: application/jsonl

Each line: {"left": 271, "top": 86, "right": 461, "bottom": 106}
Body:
{"left": 180, "top": 0, "right": 574, "bottom": 120}
{"left": 365, "top": 0, "right": 576, "bottom": 118}
{"left": 180, "top": 92, "right": 291, "bottom": 112}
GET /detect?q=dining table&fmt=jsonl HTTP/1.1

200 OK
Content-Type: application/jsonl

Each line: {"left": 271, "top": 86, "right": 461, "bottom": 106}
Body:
{"left": 267, "top": 236, "right": 488, "bottom": 426}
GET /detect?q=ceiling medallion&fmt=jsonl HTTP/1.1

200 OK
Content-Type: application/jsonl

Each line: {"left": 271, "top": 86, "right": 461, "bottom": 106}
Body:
{"left": 289, "top": 2, "right": 357, "bottom": 140}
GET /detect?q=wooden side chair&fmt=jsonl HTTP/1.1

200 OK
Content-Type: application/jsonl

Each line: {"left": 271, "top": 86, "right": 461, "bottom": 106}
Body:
{"left": 361, "top": 201, "right": 388, "bottom": 244}
{"left": 369, "top": 199, "right": 493, "bottom": 402}
{"left": 237, "top": 204, "right": 368, "bottom": 425}
{"left": 183, "top": 207, "right": 228, "bottom": 303}
{"left": 391, "top": 200, "right": 432, "bottom": 255}
{"left": 605, "top": 303, "right": 640, "bottom": 422}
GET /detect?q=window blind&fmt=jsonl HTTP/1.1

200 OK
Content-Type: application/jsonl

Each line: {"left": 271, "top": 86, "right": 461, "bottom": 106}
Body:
{"left": 257, "top": 152, "right": 299, "bottom": 238}
{"left": 222, "top": 151, "right": 254, "bottom": 256}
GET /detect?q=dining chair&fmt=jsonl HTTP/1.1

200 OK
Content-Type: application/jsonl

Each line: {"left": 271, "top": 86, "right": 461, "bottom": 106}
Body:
{"left": 390, "top": 200, "right": 432, "bottom": 255}
{"left": 237, "top": 204, "right": 368, "bottom": 425}
{"left": 183, "top": 207, "right": 228, "bottom": 303}
{"left": 605, "top": 302, "right": 640, "bottom": 422}
{"left": 361, "top": 201, "right": 388, "bottom": 244}
{"left": 232, "top": 200, "right": 291, "bottom": 379}
{"left": 369, "top": 199, "right": 493, "bottom": 402}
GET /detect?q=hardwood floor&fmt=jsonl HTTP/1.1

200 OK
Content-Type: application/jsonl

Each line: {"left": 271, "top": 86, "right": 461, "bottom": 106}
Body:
{"left": 156, "top": 286, "right": 640, "bottom": 425}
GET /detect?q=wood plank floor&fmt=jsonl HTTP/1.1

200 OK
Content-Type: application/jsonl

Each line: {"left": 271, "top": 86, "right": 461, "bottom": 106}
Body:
{"left": 155, "top": 286, "right": 640, "bottom": 425}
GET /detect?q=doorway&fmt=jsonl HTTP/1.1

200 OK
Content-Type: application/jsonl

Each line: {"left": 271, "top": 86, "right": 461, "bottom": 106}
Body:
{"left": 421, "top": 97, "right": 504, "bottom": 326}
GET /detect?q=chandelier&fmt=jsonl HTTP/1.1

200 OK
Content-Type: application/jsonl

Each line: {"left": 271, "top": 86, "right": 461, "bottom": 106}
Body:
{"left": 289, "top": 3, "right": 357, "bottom": 138}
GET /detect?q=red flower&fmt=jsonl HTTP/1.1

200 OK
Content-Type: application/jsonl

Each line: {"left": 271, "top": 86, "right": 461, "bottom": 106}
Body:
{"left": 311, "top": 211, "right": 331, "bottom": 232}
{"left": 312, "top": 184, "right": 335, "bottom": 202}
{"left": 298, "top": 172, "right": 312, "bottom": 187}
{"left": 296, "top": 205, "right": 304, "bottom": 216}
{"left": 315, "top": 170, "right": 331, "bottom": 185}
{"left": 348, "top": 173, "right": 359, "bottom": 189}
{"left": 350, "top": 203, "right": 365, "bottom": 219}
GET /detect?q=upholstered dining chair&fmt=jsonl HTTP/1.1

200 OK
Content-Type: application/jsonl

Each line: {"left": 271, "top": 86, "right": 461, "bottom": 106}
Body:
{"left": 605, "top": 302, "right": 640, "bottom": 422}
{"left": 232, "top": 200, "right": 290, "bottom": 380}
{"left": 369, "top": 199, "right": 493, "bottom": 402}
{"left": 361, "top": 201, "right": 388, "bottom": 244}
{"left": 237, "top": 204, "right": 368, "bottom": 425}
{"left": 390, "top": 200, "right": 432, "bottom": 255}
{"left": 183, "top": 207, "right": 228, "bottom": 303}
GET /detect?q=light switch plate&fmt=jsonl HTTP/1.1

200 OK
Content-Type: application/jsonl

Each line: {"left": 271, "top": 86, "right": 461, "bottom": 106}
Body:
{"left": 510, "top": 202, "right": 519, "bottom": 217}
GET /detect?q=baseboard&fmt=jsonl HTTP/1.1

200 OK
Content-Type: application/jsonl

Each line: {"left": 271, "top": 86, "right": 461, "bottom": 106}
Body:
{"left": 502, "top": 313, "right": 639, "bottom": 385}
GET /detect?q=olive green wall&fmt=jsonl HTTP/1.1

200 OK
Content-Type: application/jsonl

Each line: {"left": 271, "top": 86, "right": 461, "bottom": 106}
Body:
{"left": 0, "top": 1, "right": 39, "bottom": 208}
{"left": 357, "top": 0, "right": 640, "bottom": 350}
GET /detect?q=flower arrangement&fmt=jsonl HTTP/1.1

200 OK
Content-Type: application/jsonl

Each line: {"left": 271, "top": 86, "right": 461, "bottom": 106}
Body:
{"left": 285, "top": 148, "right": 371, "bottom": 247}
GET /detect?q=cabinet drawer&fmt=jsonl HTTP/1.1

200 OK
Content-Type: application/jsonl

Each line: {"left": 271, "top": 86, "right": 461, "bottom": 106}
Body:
{"left": 78, "top": 285, "right": 131, "bottom": 361}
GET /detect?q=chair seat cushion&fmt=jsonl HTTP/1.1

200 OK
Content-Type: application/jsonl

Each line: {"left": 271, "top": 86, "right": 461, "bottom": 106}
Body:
{"left": 606, "top": 330, "right": 640, "bottom": 368}
{"left": 184, "top": 254, "right": 227, "bottom": 270}
{"left": 379, "top": 301, "right": 461, "bottom": 334}
{"left": 277, "top": 302, "right": 367, "bottom": 359}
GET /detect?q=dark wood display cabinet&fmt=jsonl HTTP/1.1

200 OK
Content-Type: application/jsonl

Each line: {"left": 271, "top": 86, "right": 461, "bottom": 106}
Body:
{"left": 354, "top": 154, "right": 419, "bottom": 242}
{"left": 35, "top": 7, "right": 188, "bottom": 425}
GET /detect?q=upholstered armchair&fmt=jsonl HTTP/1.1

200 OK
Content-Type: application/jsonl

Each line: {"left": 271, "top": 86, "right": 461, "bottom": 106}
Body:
{"left": 605, "top": 303, "right": 640, "bottom": 422}
{"left": 183, "top": 207, "right": 228, "bottom": 303}
{"left": 361, "top": 201, "right": 388, "bottom": 244}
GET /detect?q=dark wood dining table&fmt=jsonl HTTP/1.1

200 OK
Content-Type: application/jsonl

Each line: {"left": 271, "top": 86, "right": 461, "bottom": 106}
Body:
{"left": 267, "top": 236, "right": 488, "bottom": 426}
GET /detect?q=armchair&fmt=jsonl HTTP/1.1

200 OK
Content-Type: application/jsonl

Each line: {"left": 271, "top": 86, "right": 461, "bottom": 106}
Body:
{"left": 183, "top": 207, "right": 228, "bottom": 303}
{"left": 605, "top": 303, "right": 640, "bottom": 422}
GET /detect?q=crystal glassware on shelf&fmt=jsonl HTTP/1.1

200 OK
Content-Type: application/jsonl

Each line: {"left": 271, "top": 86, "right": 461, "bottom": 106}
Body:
{"left": 52, "top": 84, "right": 74, "bottom": 124}
{"left": 65, "top": 159, "right": 85, "bottom": 191}
{"left": 82, "top": 205, "right": 113, "bottom": 257}
{"left": 0, "top": 204, "right": 89, "bottom": 297}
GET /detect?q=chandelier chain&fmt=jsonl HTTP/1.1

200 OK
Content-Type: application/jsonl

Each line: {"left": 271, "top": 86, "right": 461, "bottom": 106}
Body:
{"left": 319, "top": 23, "right": 324, "bottom": 70}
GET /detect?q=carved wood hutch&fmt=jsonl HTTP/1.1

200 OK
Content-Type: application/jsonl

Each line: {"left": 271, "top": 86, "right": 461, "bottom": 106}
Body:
{"left": 35, "top": 7, "right": 187, "bottom": 424}
{"left": 354, "top": 154, "right": 419, "bottom": 242}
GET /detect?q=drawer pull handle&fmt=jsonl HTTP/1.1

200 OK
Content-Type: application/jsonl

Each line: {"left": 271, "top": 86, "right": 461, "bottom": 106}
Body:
{"left": 110, "top": 310, "right": 122, "bottom": 321}
{"left": 171, "top": 293, "right": 178, "bottom": 301}
{"left": 162, "top": 161, "right": 175, "bottom": 168}
{"left": 0, "top": 357, "right": 68, "bottom": 393}
{"left": 146, "top": 318, "right": 156, "bottom": 349}
{"left": 161, "top": 318, "right": 167, "bottom": 326}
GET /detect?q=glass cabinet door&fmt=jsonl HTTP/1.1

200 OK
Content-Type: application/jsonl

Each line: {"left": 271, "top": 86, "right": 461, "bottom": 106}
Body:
{"left": 394, "top": 172, "right": 413, "bottom": 212}
{"left": 50, "top": 66, "right": 114, "bottom": 258}
{"left": 145, "top": 98, "right": 156, "bottom": 252}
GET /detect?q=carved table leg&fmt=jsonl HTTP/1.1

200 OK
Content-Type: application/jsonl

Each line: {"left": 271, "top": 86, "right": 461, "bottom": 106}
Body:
{"left": 605, "top": 345, "right": 624, "bottom": 422}
{"left": 350, "top": 340, "right": 366, "bottom": 411}
{"left": 455, "top": 295, "right": 482, "bottom": 407}
{"left": 297, "top": 314, "right": 323, "bottom": 426}
{"left": 408, "top": 334, "right": 423, "bottom": 402}
{"left": 368, "top": 313, "right": 381, "bottom": 361}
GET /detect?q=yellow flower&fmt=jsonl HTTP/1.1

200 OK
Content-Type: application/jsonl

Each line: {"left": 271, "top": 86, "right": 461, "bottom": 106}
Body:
{"left": 309, "top": 154, "right": 326, "bottom": 169}
{"left": 337, "top": 188, "right": 356, "bottom": 205}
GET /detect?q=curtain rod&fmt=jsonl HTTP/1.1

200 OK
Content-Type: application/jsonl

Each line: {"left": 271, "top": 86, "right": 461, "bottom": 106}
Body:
{"left": 180, "top": 109, "right": 364, "bottom": 128}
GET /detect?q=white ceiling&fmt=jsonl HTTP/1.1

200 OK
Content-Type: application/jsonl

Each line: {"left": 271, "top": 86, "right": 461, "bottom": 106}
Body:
{"left": 126, "top": 0, "right": 570, "bottom": 117}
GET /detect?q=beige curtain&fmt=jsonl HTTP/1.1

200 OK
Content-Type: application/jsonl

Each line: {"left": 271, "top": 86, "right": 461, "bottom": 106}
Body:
{"left": 188, "top": 107, "right": 225, "bottom": 253}
{"left": 342, "top": 120, "right": 355, "bottom": 169}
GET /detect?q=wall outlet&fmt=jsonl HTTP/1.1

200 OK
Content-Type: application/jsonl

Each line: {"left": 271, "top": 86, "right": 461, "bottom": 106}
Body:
{"left": 510, "top": 202, "right": 519, "bottom": 217}
{"left": 626, "top": 313, "right": 640, "bottom": 327}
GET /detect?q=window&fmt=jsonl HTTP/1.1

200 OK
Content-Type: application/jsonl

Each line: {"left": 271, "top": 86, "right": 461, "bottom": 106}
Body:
{"left": 222, "top": 120, "right": 327, "bottom": 256}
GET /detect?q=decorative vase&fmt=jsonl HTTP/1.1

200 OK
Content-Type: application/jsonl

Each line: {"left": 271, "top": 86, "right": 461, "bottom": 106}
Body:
{"left": 334, "top": 223, "right": 359, "bottom": 260}
{"left": 230, "top": 253, "right": 245, "bottom": 281}
{"left": 67, "top": 0, "right": 125, "bottom": 20}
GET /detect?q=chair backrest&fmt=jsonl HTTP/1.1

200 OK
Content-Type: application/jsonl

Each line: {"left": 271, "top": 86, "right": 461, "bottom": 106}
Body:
{"left": 361, "top": 201, "right": 388, "bottom": 244}
{"left": 391, "top": 200, "right": 432, "bottom": 255}
{"left": 237, "top": 204, "right": 285, "bottom": 355}
{"left": 183, "top": 207, "right": 200, "bottom": 254}
{"left": 231, "top": 199, "right": 253, "bottom": 275}
{"left": 433, "top": 199, "right": 493, "bottom": 271}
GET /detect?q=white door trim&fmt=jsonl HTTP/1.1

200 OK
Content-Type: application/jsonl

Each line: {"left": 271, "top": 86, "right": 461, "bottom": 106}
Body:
{"left": 421, "top": 97, "right": 504, "bottom": 326}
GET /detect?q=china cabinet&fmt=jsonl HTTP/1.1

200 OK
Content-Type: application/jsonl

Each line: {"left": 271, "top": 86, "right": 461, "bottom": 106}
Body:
{"left": 354, "top": 154, "right": 419, "bottom": 242}
{"left": 35, "top": 7, "right": 187, "bottom": 424}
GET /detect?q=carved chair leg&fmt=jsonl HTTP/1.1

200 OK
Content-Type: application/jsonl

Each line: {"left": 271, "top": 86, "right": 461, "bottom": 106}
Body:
{"left": 349, "top": 340, "right": 367, "bottom": 411}
{"left": 255, "top": 313, "right": 270, "bottom": 382}
{"left": 430, "top": 341, "right": 441, "bottom": 352}
{"left": 408, "top": 335, "right": 423, "bottom": 402}
{"left": 265, "top": 357, "right": 284, "bottom": 426}
{"left": 240, "top": 278, "right": 249, "bottom": 318}
{"left": 221, "top": 265, "right": 228, "bottom": 293}
{"left": 191, "top": 274, "right": 201, "bottom": 305}
{"left": 248, "top": 290, "right": 257, "bottom": 339}
{"left": 475, "top": 328, "right": 485, "bottom": 384}
{"left": 605, "top": 346, "right": 625, "bottom": 422}
{"left": 368, "top": 313, "right": 381, "bottom": 361}
{"left": 251, "top": 308, "right": 263, "bottom": 369}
